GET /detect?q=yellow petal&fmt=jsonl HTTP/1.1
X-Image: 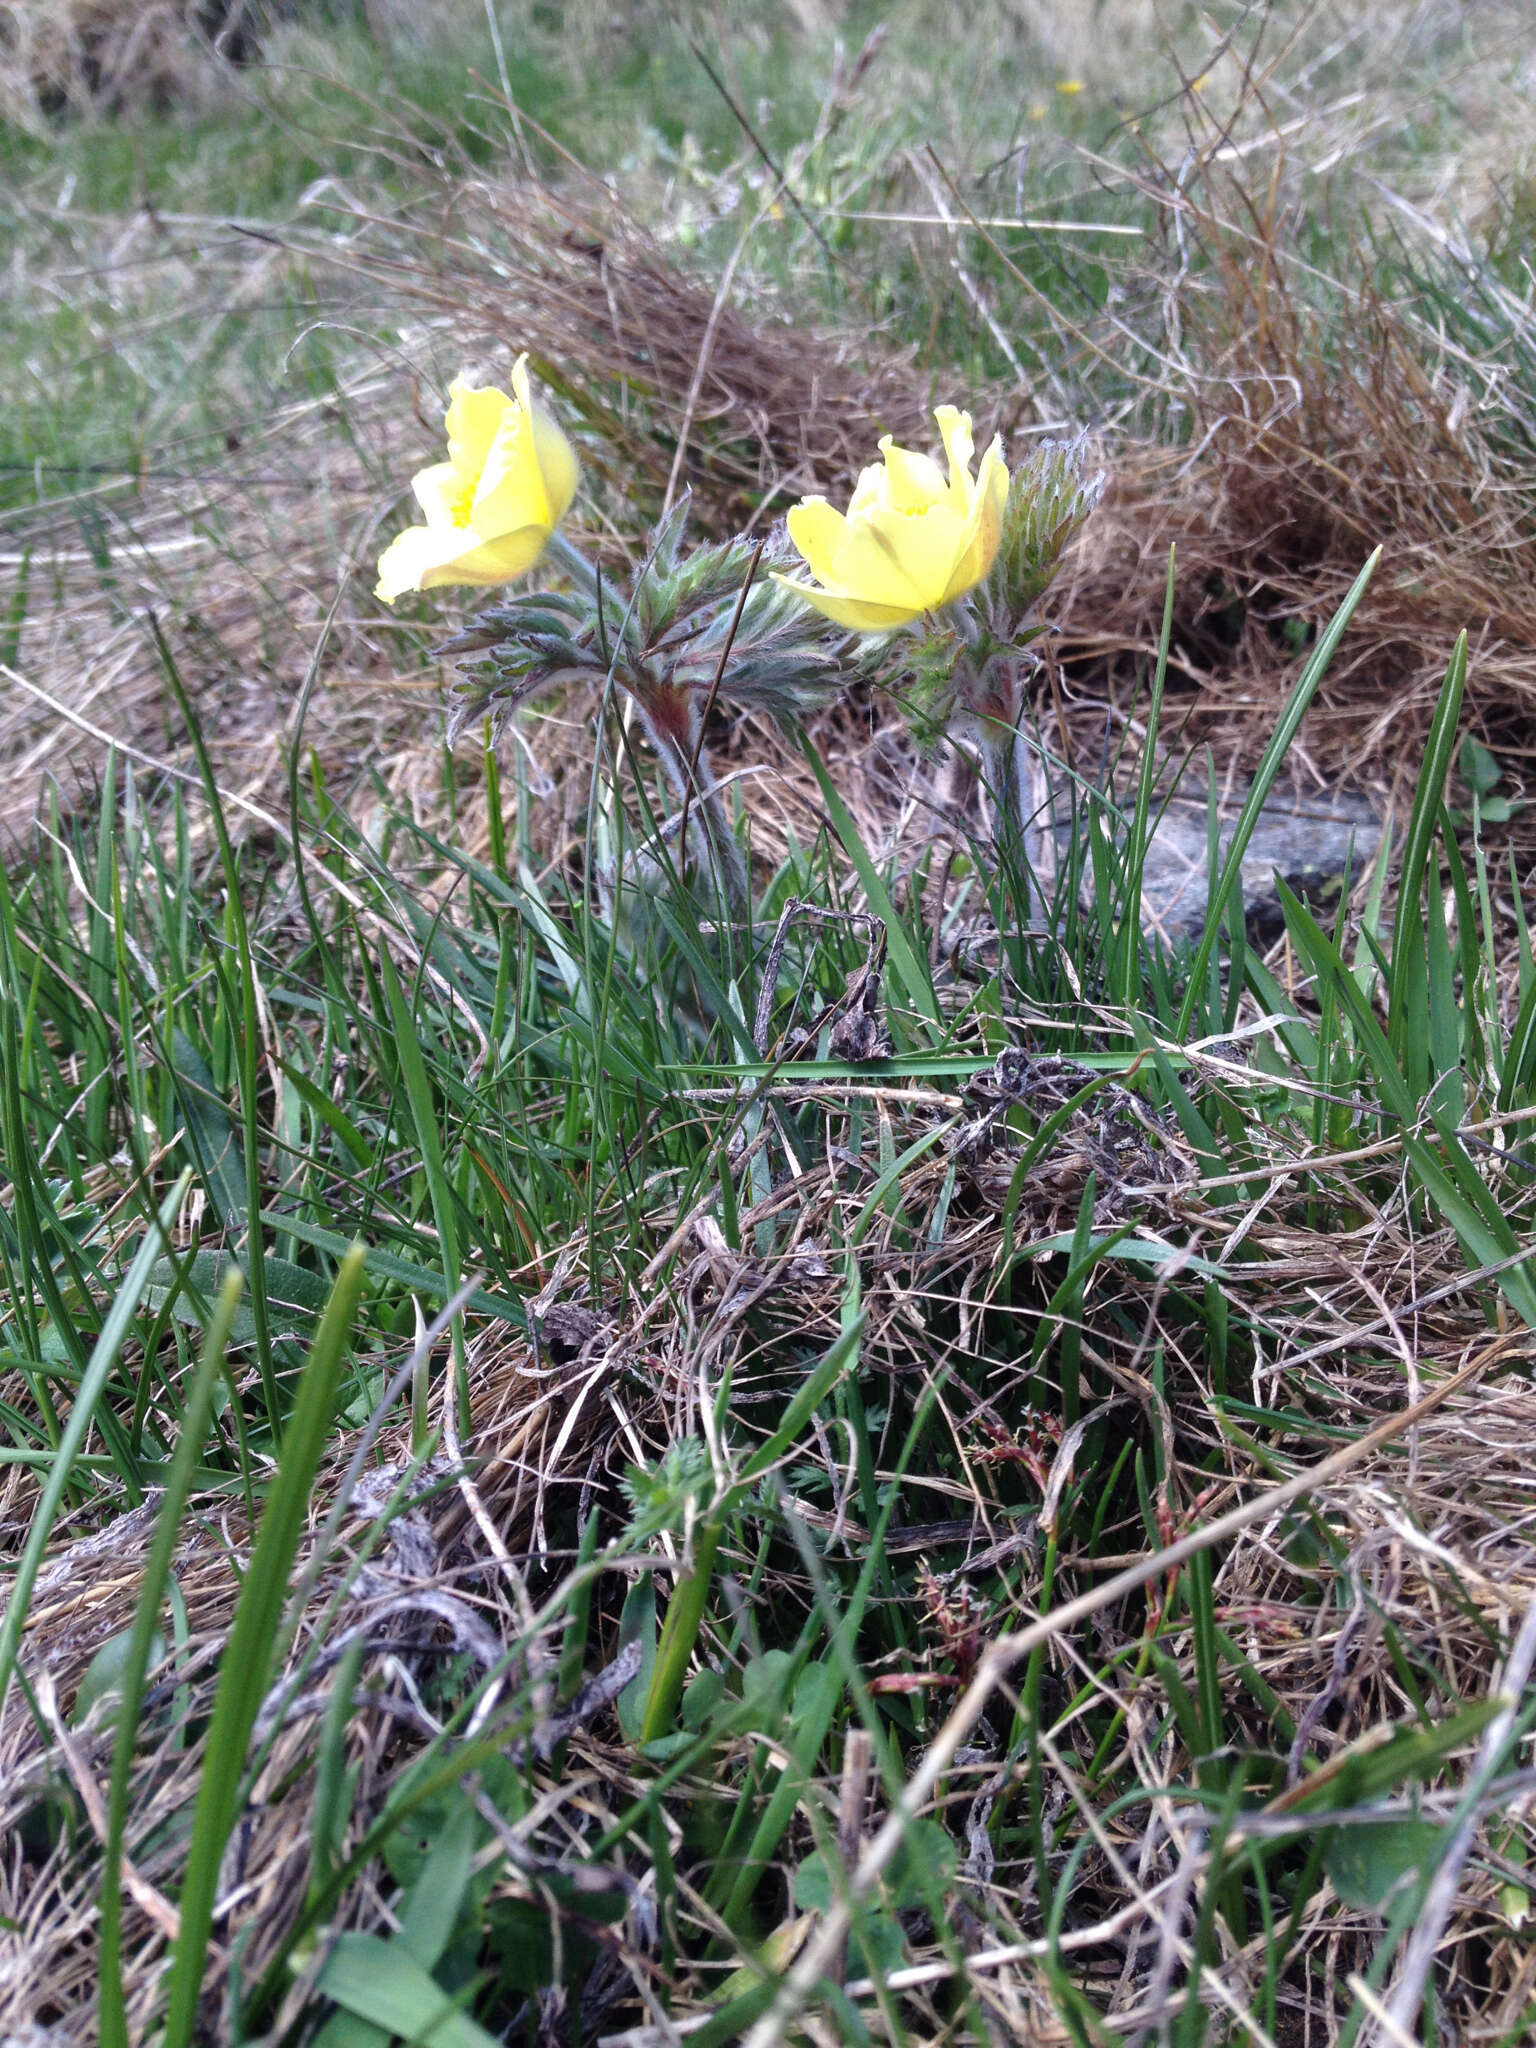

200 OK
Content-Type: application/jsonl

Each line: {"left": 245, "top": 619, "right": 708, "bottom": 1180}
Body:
{"left": 876, "top": 435, "right": 948, "bottom": 514}
{"left": 840, "top": 502, "right": 967, "bottom": 612}
{"left": 847, "top": 458, "right": 895, "bottom": 519}
{"left": 472, "top": 408, "right": 552, "bottom": 534}
{"left": 375, "top": 523, "right": 476, "bottom": 603}
{"left": 417, "top": 525, "right": 552, "bottom": 588}
{"left": 770, "top": 572, "right": 921, "bottom": 631}
{"left": 374, "top": 520, "right": 550, "bottom": 603}
{"left": 780, "top": 404, "right": 1010, "bottom": 631}
{"left": 940, "top": 433, "right": 1008, "bottom": 604}
{"left": 443, "top": 380, "right": 513, "bottom": 478}
{"left": 513, "top": 354, "right": 580, "bottom": 523}
{"left": 786, "top": 496, "right": 850, "bottom": 580}
{"left": 410, "top": 461, "right": 470, "bottom": 528}
{"left": 934, "top": 407, "right": 977, "bottom": 506}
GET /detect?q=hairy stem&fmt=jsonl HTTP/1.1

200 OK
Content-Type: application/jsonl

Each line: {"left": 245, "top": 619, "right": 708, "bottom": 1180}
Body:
{"left": 633, "top": 687, "right": 750, "bottom": 921}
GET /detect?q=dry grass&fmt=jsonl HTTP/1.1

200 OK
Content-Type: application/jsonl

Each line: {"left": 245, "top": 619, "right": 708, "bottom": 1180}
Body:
{"left": 6, "top": 1030, "right": 1536, "bottom": 2041}
{"left": 0, "top": 0, "right": 262, "bottom": 127}
{"left": 8, "top": 8, "right": 1536, "bottom": 2044}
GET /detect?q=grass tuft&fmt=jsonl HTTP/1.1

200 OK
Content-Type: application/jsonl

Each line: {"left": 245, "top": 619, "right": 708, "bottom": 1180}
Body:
{"left": 7, "top": 6, "right": 1536, "bottom": 2044}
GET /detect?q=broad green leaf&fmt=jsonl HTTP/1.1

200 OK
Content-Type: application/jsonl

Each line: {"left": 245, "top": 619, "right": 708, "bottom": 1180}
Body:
{"left": 398, "top": 1794, "right": 477, "bottom": 1972}
{"left": 615, "top": 1579, "right": 657, "bottom": 1742}
{"left": 1459, "top": 734, "right": 1501, "bottom": 797}
{"left": 145, "top": 1249, "right": 330, "bottom": 1344}
{"left": 314, "top": 1932, "right": 499, "bottom": 2048}
{"left": 1324, "top": 1818, "right": 1440, "bottom": 1911}
{"left": 170, "top": 1030, "right": 246, "bottom": 1228}
{"left": 74, "top": 1628, "right": 166, "bottom": 1729}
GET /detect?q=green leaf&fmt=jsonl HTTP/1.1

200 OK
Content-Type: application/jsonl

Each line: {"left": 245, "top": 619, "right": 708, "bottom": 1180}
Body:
{"left": 398, "top": 1794, "right": 477, "bottom": 1973}
{"left": 0, "top": 1173, "right": 192, "bottom": 1720}
{"left": 258, "top": 1213, "right": 525, "bottom": 1327}
{"left": 681, "top": 1667, "right": 726, "bottom": 1730}
{"left": 1324, "top": 1818, "right": 1440, "bottom": 1912}
{"left": 278, "top": 1059, "right": 376, "bottom": 1167}
{"left": 886, "top": 1817, "right": 958, "bottom": 1907}
{"left": 1500, "top": 972, "right": 1536, "bottom": 1112}
{"left": 802, "top": 735, "right": 940, "bottom": 1029}
{"left": 1458, "top": 733, "right": 1501, "bottom": 797}
{"left": 73, "top": 1627, "right": 166, "bottom": 1729}
{"left": 100, "top": 1265, "right": 243, "bottom": 2048}
{"left": 1389, "top": 632, "right": 1466, "bottom": 1048}
{"left": 615, "top": 1579, "right": 657, "bottom": 1742}
{"left": 1279, "top": 882, "right": 1536, "bottom": 1329}
{"left": 145, "top": 1249, "right": 329, "bottom": 1344}
{"left": 642, "top": 1521, "right": 723, "bottom": 1745}
{"left": 1293, "top": 1700, "right": 1503, "bottom": 1812}
{"left": 309, "top": 2010, "right": 389, "bottom": 2048}
{"left": 169, "top": 1030, "right": 246, "bottom": 1229}
{"left": 736, "top": 1312, "right": 865, "bottom": 1491}
{"left": 314, "top": 1932, "right": 500, "bottom": 2048}
{"left": 378, "top": 944, "right": 467, "bottom": 1433}
{"left": 791, "top": 1854, "right": 910, "bottom": 1975}
{"left": 1178, "top": 548, "right": 1380, "bottom": 1037}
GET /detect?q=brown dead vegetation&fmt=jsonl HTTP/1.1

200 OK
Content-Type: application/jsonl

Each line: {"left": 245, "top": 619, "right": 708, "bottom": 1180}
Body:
{"left": 6, "top": 1025, "right": 1536, "bottom": 2042}
{"left": 9, "top": 31, "right": 1536, "bottom": 2045}
{"left": 0, "top": 0, "right": 264, "bottom": 126}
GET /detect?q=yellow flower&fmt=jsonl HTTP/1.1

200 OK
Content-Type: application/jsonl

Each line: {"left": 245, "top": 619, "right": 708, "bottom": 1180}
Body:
{"left": 775, "top": 407, "right": 1009, "bottom": 631}
{"left": 1055, "top": 77, "right": 1084, "bottom": 95}
{"left": 375, "top": 356, "right": 578, "bottom": 603}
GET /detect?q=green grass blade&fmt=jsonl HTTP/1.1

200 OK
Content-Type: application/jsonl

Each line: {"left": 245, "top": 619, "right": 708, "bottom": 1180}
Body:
{"left": 151, "top": 621, "right": 279, "bottom": 1432}
{"left": 0, "top": 1171, "right": 192, "bottom": 1721}
{"left": 99, "top": 1268, "right": 244, "bottom": 2048}
{"left": 1279, "top": 883, "right": 1536, "bottom": 1328}
{"left": 1388, "top": 631, "right": 1467, "bottom": 1047}
{"left": 161, "top": 1244, "right": 367, "bottom": 2048}
{"left": 1117, "top": 547, "right": 1176, "bottom": 1011}
{"left": 1177, "top": 548, "right": 1381, "bottom": 1037}
{"left": 802, "top": 734, "right": 941, "bottom": 1030}
{"left": 377, "top": 944, "right": 469, "bottom": 1436}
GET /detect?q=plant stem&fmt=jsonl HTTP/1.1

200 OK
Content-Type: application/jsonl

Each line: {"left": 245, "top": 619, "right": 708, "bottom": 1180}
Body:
{"left": 542, "top": 527, "right": 602, "bottom": 601}
{"left": 638, "top": 694, "right": 750, "bottom": 920}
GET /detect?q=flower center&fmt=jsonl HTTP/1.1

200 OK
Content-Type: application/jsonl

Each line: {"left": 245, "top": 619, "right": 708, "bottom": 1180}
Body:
{"left": 447, "top": 471, "right": 478, "bottom": 530}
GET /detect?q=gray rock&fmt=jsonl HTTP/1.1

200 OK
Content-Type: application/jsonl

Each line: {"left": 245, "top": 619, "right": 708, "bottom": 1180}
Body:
{"left": 1056, "top": 766, "right": 1383, "bottom": 945}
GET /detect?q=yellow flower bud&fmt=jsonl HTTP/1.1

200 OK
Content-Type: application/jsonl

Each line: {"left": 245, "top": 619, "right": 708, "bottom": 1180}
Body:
{"left": 774, "top": 407, "right": 1009, "bottom": 632}
{"left": 375, "top": 356, "right": 578, "bottom": 604}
